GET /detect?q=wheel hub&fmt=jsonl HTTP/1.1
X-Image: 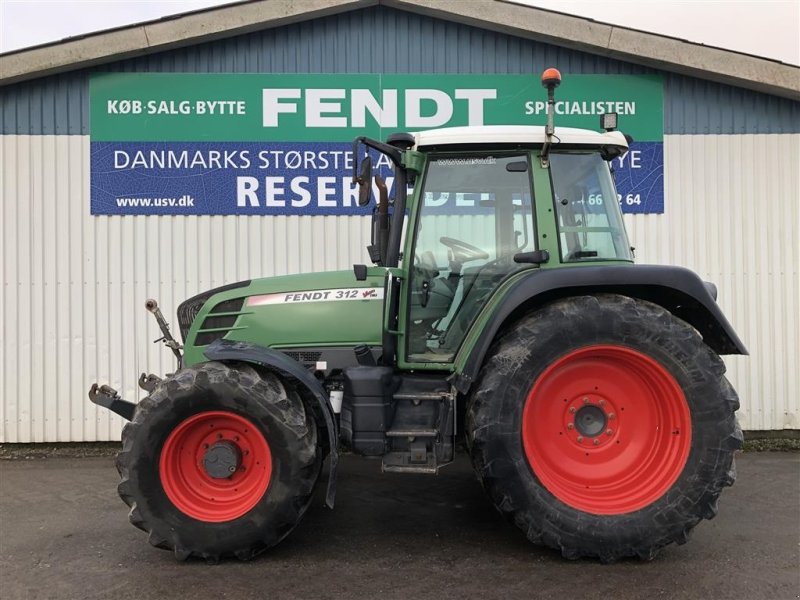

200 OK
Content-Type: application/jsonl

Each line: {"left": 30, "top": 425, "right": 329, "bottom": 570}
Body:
{"left": 203, "top": 440, "right": 242, "bottom": 479}
{"left": 159, "top": 411, "right": 272, "bottom": 522}
{"left": 564, "top": 394, "right": 617, "bottom": 448}
{"left": 574, "top": 405, "right": 607, "bottom": 437}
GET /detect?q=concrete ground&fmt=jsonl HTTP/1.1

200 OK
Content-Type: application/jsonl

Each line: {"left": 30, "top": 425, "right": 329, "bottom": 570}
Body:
{"left": 0, "top": 452, "right": 798, "bottom": 600}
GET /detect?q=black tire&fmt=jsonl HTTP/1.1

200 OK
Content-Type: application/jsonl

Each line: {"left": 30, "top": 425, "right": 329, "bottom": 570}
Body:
{"left": 466, "top": 294, "right": 742, "bottom": 562}
{"left": 116, "top": 361, "right": 322, "bottom": 562}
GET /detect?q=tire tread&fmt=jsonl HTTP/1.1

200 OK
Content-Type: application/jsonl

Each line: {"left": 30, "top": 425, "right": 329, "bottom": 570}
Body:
{"left": 116, "top": 361, "right": 322, "bottom": 562}
{"left": 466, "top": 294, "right": 742, "bottom": 561}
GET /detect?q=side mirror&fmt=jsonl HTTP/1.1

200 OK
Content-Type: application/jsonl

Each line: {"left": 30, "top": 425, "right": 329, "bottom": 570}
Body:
{"left": 356, "top": 155, "right": 373, "bottom": 206}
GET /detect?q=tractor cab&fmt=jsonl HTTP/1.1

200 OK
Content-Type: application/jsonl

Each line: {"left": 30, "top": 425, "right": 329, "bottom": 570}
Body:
{"left": 351, "top": 118, "right": 633, "bottom": 370}
{"left": 395, "top": 126, "right": 633, "bottom": 363}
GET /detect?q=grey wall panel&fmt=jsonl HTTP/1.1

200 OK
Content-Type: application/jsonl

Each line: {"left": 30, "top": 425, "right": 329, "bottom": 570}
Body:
{"left": 1, "top": 6, "right": 798, "bottom": 135}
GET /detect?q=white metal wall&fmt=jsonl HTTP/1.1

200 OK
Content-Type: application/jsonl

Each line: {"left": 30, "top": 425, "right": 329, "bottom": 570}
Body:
{"left": 1, "top": 133, "right": 798, "bottom": 441}
{"left": 624, "top": 134, "right": 800, "bottom": 431}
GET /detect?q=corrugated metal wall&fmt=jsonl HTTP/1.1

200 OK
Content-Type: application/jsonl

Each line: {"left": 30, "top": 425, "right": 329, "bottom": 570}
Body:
{"left": 2, "top": 7, "right": 800, "bottom": 136}
{"left": 0, "top": 134, "right": 373, "bottom": 441}
{"left": 624, "top": 134, "right": 800, "bottom": 431}
{"left": 2, "top": 132, "right": 797, "bottom": 441}
{"left": 1, "top": 5, "right": 799, "bottom": 440}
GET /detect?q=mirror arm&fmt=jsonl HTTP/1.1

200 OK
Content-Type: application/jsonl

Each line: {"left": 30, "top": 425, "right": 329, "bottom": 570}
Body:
{"left": 352, "top": 136, "right": 403, "bottom": 180}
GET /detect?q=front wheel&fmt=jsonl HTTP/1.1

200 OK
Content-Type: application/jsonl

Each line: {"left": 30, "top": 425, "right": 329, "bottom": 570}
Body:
{"left": 466, "top": 294, "right": 742, "bottom": 561}
{"left": 116, "top": 361, "right": 322, "bottom": 561}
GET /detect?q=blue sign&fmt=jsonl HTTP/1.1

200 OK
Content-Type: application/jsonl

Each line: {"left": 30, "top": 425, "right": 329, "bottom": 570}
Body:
{"left": 90, "top": 73, "right": 664, "bottom": 215}
{"left": 91, "top": 141, "right": 662, "bottom": 215}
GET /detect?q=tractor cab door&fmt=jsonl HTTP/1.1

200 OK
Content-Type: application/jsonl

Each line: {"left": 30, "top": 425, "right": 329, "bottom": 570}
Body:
{"left": 400, "top": 153, "right": 537, "bottom": 365}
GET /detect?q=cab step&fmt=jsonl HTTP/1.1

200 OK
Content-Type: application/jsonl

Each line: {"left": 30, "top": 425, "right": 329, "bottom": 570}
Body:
{"left": 385, "top": 429, "right": 438, "bottom": 438}
{"left": 381, "top": 450, "right": 439, "bottom": 474}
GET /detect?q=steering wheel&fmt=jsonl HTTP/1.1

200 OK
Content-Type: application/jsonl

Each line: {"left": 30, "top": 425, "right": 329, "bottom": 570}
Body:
{"left": 440, "top": 236, "right": 489, "bottom": 263}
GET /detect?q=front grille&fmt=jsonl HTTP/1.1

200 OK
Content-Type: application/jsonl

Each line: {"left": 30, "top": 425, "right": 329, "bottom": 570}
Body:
{"left": 177, "top": 294, "right": 211, "bottom": 341}
{"left": 201, "top": 315, "right": 238, "bottom": 330}
{"left": 194, "top": 297, "right": 247, "bottom": 346}
{"left": 284, "top": 351, "right": 322, "bottom": 367}
{"left": 195, "top": 331, "right": 224, "bottom": 346}
{"left": 176, "top": 281, "right": 250, "bottom": 343}
{"left": 211, "top": 298, "right": 246, "bottom": 313}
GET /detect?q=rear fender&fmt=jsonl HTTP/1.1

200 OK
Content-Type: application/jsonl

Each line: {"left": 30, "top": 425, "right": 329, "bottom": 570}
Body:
{"left": 203, "top": 339, "right": 338, "bottom": 508}
{"left": 455, "top": 264, "right": 747, "bottom": 394}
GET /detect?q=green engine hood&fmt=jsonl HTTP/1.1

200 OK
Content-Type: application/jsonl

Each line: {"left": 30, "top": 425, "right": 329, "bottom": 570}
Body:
{"left": 182, "top": 270, "right": 386, "bottom": 366}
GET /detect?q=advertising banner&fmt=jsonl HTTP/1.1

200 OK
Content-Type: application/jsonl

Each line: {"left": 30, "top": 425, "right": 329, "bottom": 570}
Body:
{"left": 90, "top": 73, "right": 664, "bottom": 215}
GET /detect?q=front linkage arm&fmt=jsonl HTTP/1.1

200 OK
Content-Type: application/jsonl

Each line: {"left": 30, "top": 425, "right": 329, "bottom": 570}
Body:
{"left": 145, "top": 299, "right": 183, "bottom": 363}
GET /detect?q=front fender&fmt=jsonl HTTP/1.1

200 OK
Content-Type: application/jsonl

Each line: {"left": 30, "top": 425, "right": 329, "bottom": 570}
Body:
{"left": 455, "top": 264, "right": 747, "bottom": 394}
{"left": 204, "top": 339, "right": 338, "bottom": 509}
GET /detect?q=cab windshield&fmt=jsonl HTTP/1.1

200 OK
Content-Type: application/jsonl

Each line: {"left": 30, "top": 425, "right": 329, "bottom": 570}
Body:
{"left": 406, "top": 154, "right": 535, "bottom": 362}
{"left": 550, "top": 152, "right": 632, "bottom": 262}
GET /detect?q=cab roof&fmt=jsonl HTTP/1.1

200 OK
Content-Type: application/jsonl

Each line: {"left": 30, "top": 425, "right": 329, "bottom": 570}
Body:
{"left": 413, "top": 125, "right": 629, "bottom": 151}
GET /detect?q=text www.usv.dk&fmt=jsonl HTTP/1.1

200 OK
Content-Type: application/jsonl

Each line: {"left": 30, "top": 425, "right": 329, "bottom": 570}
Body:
{"left": 115, "top": 194, "right": 195, "bottom": 208}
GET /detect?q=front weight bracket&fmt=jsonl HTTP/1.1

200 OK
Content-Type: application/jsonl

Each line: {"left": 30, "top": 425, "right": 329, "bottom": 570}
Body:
{"left": 88, "top": 383, "right": 137, "bottom": 421}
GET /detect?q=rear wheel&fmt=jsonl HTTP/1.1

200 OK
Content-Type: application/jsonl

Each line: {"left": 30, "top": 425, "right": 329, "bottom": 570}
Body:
{"left": 466, "top": 294, "right": 742, "bottom": 561}
{"left": 116, "top": 361, "right": 321, "bottom": 561}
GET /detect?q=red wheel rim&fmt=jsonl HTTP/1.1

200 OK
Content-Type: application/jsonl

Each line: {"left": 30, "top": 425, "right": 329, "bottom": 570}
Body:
{"left": 522, "top": 345, "right": 691, "bottom": 515}
{"left": 159, "top": 411, "right": 272, "bottom": 522}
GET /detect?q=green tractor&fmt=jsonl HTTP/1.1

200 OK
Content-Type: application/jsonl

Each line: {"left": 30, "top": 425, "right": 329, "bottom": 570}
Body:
{"left": 89, "top": 69, "right": 744, "bottom": 562}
